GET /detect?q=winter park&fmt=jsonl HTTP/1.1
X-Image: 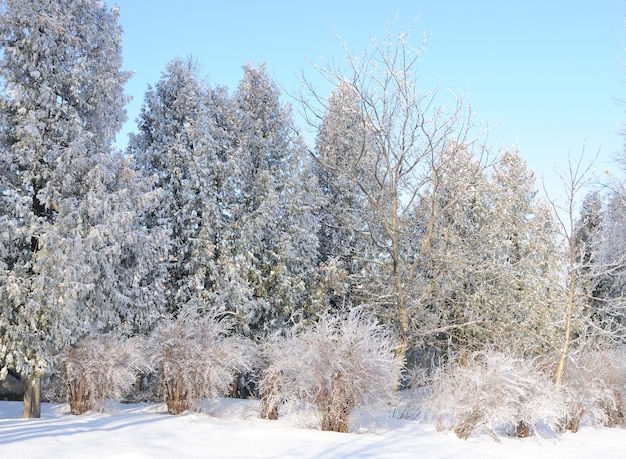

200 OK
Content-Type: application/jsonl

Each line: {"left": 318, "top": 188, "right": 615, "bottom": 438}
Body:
{"left": 2, "top": 0, "right": 626, "bottom": 457}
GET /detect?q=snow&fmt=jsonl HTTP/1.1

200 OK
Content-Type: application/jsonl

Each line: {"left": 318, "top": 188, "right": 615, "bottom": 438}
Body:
{"left": 2, "top": 399, "right": 626, "bottom": 458}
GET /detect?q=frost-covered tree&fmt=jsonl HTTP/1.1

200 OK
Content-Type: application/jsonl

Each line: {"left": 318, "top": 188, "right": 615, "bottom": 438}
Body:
{"left": 549, "top": 152, "right": 603, "bottom": 388}
{"left": 0, "top": 0, "right": 165, "bottom": 418}
{"left": 427, "top": 151, "right": 562, "bottom": 356}
{"left": 299, "top": 29, "right": 489, "bottom": 359}
{"left": 216, "top": 63, "right": 321, "bottom": 336}
{"left": 314, "top": 80, "right": 375, "bottom": 309}
{"left": 129, "top": 58, "right": 219, "bottom": 314}
{"left": 573, "top": 192, "right": 616, "bottom": 336}
{"left": 481, "top": 152, "right": 561, "bottom": 354}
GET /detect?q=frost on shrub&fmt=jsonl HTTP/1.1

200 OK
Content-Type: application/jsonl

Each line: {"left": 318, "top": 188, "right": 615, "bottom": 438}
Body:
{"left": 257, "top": 327, "right": 304, "bottom": 421}
{"left": 559, "top": 348, "right": 626, "bottom": 432}
{"left": 259, "top": 309, "right": 402, "bottom": 432}
{"left": 149, "top": 311, "right": 253, "bottom": 415}
{"left": 428, "top": 351, "right": 560, "bottom": 440}
{"left": 57, "top": 333, "right": 149, "bottom": 415}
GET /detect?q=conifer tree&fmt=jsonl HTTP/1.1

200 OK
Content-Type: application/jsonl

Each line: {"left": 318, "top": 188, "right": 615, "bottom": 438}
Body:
{"left": 314, "top": 81, "right": 374, "bottom": 309}
{"left": 428, "top": 151, "right": 561, "bottom": 355}
{"left": 0, "top": 0, "right": 164, "bottom": 417}
{"left": 218, "top": 63, "right": 320, "bottom": 336}
{"left": 129, "top": 58, "right": 219, "bottom": 314}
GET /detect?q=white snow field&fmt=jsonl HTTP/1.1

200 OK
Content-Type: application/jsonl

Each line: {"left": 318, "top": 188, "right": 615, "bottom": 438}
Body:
{"left": 1, "top": 398, "right": 626, "bottom": 459}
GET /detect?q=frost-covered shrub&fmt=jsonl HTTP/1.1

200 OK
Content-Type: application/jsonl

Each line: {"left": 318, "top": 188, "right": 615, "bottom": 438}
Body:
{"left": 257, "top": 327, "right": 303, "bottom": 421}
{"left": 57, "top": 333, "right": 148, "bottom": 415}
{"left": 259, "top": 309, "right": 402, "bottom": 432}
{"left": 560, "top": 348, "right": 626, "bottom": 432}
{"left": 149, "top": 311, "right": 253, "bottom": 415}
{"left": 428, "top": 351, "right": 560, "bottom": 439}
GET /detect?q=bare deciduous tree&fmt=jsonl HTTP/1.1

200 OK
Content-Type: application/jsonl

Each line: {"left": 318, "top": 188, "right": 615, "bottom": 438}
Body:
{"left": 548, "top": 150, "right": 602, "bottom": 390}
{"left": 300, "top": 26, "right": 489, "bottom": 359}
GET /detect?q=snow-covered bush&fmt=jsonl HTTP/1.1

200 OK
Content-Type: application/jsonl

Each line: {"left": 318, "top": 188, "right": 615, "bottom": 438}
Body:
{"left": 559, "top": 348, "right": 626, "bottom": 432}
{"left": 259, "top": 309, "right": 402, "bottom": 432}
{"left": 428, "top": 351, "right": 560, "bottom": 439}
{"left": 148, "top": 311, "right": 253, "bottom": 415}
{"left": 57, "top": 333, "right": 149, "bottom": 415}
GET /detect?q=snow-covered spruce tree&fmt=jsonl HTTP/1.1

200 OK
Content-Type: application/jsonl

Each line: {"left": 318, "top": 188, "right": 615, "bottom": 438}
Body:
{"left": 259, "top": 309, "right": 402, "bottom": 432}
{"left": 0, "top": 1, "right": 167, "bottom": 418}
{"left": 148, "top": 310, "right": 253, "bottom": 415}
{"left": 56, "top": 333, "right": 149, "bottom": 415}
{"left": 215, "top": 63, "right": 321, "bottom": 337}
{"left": 129, "top": 57, "right": 220, "bottom": 315}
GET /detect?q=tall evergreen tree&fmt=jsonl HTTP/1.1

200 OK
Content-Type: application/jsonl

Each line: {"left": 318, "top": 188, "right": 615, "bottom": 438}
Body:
{"left": 218, "top": 63, "right": 320, "bottom": 336}
{"left": 429, "top": 151, "right": 562, "bottom": 355}
{"left": 314, "top": 80, "right": 374, "bottom": 309}
{"left": 0, "top": 0, "right": 164, "bottom": 417}
{"left": 129, "top": 58, "right": 219, "bottom": 315}
{"left": 580, "top": 189, "right": 626, "bottom": 343}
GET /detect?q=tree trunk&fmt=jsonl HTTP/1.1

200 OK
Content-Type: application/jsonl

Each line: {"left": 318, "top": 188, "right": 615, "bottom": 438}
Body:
{"left": 22, "top": 374, "right": 41, "bottom": 419}
{"left": 260, "top": 397, "right": 279, "bottom": 420}
{"left": 555, "top": 259, "right": 577, "bottom": 390}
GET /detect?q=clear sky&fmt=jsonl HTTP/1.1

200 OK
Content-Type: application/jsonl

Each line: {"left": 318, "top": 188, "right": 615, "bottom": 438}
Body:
{"left": 109, "top": 1, "right": 625, "bottom": 199}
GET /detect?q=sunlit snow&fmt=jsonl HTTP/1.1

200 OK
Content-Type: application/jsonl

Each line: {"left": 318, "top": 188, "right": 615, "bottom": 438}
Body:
{"left": 2, "top": 398, "right": 626, "bottom": 458}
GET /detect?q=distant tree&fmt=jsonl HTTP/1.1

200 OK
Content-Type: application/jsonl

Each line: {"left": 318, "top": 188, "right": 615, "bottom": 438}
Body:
{"left": 573, "top": 192, "right": 614, "bottom": 336}
{"left": 0, "top": 0, "right": 164, "bottom": 418}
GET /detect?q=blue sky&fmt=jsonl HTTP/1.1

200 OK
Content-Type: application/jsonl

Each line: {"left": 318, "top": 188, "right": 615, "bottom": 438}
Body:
{"left": 110, "top": 1, "right": 625, "bottom": 199}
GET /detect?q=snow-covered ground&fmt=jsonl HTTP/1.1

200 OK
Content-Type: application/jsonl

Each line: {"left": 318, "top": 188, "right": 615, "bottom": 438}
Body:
{"left": 2, "top": 398, "right": 626, "bottom": 458}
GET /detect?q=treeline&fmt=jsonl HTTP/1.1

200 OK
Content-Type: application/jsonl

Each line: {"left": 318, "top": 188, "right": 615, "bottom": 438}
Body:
{"left": 1, "top": 0, "right": 626, "bottom": 436}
